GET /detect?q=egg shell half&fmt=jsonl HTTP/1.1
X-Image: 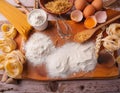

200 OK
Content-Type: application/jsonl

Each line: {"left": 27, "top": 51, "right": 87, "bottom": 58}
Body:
{"left": 95, "top": 11, "right": 107, "bottom": 23}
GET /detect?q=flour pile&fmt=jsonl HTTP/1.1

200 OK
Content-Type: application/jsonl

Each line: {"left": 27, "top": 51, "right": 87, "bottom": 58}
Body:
{"left": 24, "top": 32, "right": 97, "bottom": 78}
{"left": 46, "top": 42, "right": 97, "bottom": 78}
{"left": 24, "top": 32, "right": 55, "bottom": 65}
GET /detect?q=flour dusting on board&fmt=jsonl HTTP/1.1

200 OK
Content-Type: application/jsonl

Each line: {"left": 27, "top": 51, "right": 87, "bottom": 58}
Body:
{"left": 24, "top": 32, "right": 97, "bottom": 78}
{"left": 46, "top": 42, "right": 97, "bottom": 78}
{"left": 24, "top": 32, "right": 55, "bottom": 65}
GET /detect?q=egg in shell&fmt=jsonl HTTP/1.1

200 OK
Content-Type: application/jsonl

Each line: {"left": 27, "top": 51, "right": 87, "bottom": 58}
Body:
{"left": 92, "top": 0, "right": 103, "bottom": 10}
{"left": 74, "top": 0, "right": 88, "bottom": 10}
{"left": 83, "top": 5, "right": 96, "bottom": 18}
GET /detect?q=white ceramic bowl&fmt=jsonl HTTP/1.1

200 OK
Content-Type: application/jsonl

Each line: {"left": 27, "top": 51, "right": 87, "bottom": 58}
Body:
{"left": 28, "top": 9, "right": 48, "bottom": 31}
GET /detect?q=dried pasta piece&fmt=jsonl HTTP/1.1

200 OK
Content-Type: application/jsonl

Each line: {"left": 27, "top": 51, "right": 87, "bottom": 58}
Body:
{"left": 1, "top": 24, "right": 17, "bottom": 39}
{"left": 0, "top": 38, "right": 17, "bottom": 53}
{"left": 4, "top": 60, "right": 23, "bottom": 78}
{"left": 4, "top": 50, "right": 25, "bottom": 78}
{"left": 9, "top": 50, "right": 26, "bottom": 64}
{"left": 45, "top": 0, "right": 72, "bottom": 14}
{"left": 0, "top": 0, "right": 32, "bottom": 40}
{"left": 106, "top": 23, "right": 120, "bottom": 37}
{"left": 0, "top": 54, "right": 6, "bottom": 70}
{"left": 102, "top": 35, "right": 120, "bottom": 52}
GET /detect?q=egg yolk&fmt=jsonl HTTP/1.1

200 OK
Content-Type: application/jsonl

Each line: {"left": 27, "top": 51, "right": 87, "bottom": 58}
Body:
{"left": 84, "top": 17, "right": 97, "bottom": 29}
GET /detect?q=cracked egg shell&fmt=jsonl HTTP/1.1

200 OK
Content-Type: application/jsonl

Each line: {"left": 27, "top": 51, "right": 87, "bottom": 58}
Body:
{"left": 95, "top": 11, "right": 107, "bottom": 23}
{"left": 70, "top": 10, "right": 83, "bottom": 22}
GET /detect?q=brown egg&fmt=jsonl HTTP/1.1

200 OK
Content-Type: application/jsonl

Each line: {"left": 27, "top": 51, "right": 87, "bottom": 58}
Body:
{"left": 74, "top": 0, "right": 88, "bottom": 10}
{"left": 83, "top": 5, "right": 96, "bottom": 18}
{"left": 92, "top": 0, "right": 103, "bottom": 10}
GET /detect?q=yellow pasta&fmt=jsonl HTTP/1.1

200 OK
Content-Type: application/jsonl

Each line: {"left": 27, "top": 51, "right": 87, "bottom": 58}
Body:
{"left": 0, "top": 54, "right": 6, "bottom": 70}
{"left": 1, "top": 24, "right": 17, "bottom": 39}
{"left": 0, "top": 0, "right": 32, "bottom": 40}
{"left": 4, "top": 50, "right": 25, "bottom": 78}
{"left": 45, "top": 0, "right": 72, "bottom": 14}
{"left": 0, "top": 38, "right": 17, "bottom": 53}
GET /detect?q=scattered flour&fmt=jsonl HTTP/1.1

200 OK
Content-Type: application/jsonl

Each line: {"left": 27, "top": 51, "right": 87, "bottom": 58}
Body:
{"left": 24, "top": 32, "right": 55, "bottom": 65}
{"left": 24, "top": 32, "right": 97, "bottom": 78}
{"left": 46, "top": 42, "right": 97, "bottom": 78}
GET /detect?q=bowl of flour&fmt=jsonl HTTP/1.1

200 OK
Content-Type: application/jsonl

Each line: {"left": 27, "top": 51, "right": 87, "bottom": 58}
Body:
{"left": 28, "top": 9, "right": 48, "bottom": 31}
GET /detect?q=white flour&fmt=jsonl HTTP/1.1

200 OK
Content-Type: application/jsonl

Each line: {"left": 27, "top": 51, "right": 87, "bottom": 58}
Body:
{"left": 46, "top": 45, "right": 70, "bottom": 78}
{"left": 24, "top": 32, "right": 97, "bottom": 78}
{"left": 24, "top": 32, "right": 55, "bottom": 65}
{"left": 46, "top": 42, "right": 97, "bottom": 78}
{"left": 29, "top": 11, "right": 45, "bottom": 26}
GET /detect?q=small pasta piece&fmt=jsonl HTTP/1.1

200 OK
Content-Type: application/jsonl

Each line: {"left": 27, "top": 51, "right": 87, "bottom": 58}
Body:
{"left": 45, "top": 0, "right": 72, "bottom": 14}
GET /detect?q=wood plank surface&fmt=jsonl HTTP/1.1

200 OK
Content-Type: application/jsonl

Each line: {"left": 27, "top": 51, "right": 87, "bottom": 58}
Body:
{"left": 14, "top": 9, "right": 119, "bottom": 81}
{"left": 0, "top": 0, "right": 120, "bottom": 93}
{"left": 0, "top": 79, "right": 120, "bottom": 93}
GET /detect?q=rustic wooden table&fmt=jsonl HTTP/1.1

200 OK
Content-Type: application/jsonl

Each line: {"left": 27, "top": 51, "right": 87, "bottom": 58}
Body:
{"left": 0, "top": 0, "right": 120, "bottom": 93}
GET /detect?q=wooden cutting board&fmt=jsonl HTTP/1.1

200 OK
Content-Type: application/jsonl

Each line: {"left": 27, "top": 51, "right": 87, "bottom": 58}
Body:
{"left": 13, "top": 9, "right": 120, "bottom": 80}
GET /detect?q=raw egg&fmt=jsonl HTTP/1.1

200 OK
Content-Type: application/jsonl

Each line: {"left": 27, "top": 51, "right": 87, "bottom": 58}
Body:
{"left": 74, "top": 0, "right": 88, "bottom": 10}
{"left": 92, "top": 0, "right": 103, "bottom": 10}
{"left": 84, "top": 16, "right": 97, "bottom": 29}
{"left": 83, "top": 5, "right": 96, "bottom": 18}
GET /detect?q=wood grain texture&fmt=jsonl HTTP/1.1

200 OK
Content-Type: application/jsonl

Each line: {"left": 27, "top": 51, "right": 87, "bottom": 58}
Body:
{"left": 14, "top": 9, "right": 119, "bottom": 81}
{"left": 6, "top": 0, "right": 34, "bottom": 7}
{"left": 1, "top": 79, "right": 120, "bottom": 93}
{"left": 0, "top": 0, "right": 120, "bottom": 93}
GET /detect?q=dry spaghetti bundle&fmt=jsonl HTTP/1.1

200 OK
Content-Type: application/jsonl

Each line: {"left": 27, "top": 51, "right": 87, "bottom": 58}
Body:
{"left": 0, "top": 0, "right": 32, "bottom": 40}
